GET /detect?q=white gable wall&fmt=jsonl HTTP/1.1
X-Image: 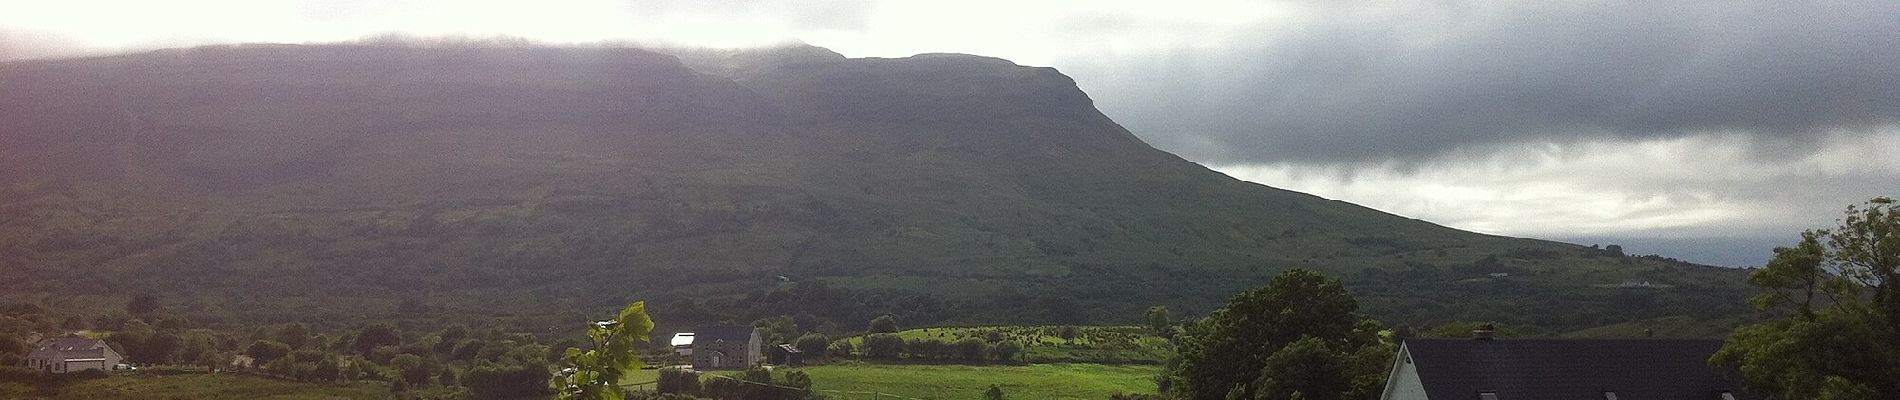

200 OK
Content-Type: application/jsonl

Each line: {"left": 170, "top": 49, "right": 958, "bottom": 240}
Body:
{"left": 1381, "top": 344, "right": 1431, "bottom": 400}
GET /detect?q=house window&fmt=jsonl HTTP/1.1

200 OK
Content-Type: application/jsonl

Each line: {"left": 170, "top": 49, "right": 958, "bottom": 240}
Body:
{"left": 1478, "top": 391, "right": 1498, "bottom": 400}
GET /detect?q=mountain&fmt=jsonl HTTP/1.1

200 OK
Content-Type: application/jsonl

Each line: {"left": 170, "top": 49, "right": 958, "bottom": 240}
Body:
{"left": 0, "top": 44, "right": 1753, "bottom": 334}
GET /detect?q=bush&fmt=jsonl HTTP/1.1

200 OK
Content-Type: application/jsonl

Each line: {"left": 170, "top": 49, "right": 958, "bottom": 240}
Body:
{"left": 657, "top": 367, "right": 701, "bottom": 395}
{"left": 463, "top": 361, "right": 553, "bottom": 398}
{"left": 794, "top": 333, "right": 829, "bottom": 356}
{"left": 954, "top": 338, "right": 990, "bottom": 361}
{"left": 862, "top": 334, "right": 904, "bottom": 359}
{"left": 993, "top": 341, "right": 1022, "bottom": 362}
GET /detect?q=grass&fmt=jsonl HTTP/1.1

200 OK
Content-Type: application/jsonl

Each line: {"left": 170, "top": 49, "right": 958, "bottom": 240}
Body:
{"left": 7, "top": 372, "right": 393, "bottom": 400}
{"left": 787, "top": 362, "right": 1160, "bottom": 400}
{"left": 849, "top": 326, "right": 1174, "bottom": 364}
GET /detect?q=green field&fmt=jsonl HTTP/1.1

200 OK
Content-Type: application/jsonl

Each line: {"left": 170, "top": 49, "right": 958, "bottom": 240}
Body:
{"left": 848, "top": 326, "right": 1174, "bottom": 364}
{"left": 0, "top": 373, "right": 393, "bottom": 400}
{"left": 788, "top": 363, "right": 1159, "bottom": 400}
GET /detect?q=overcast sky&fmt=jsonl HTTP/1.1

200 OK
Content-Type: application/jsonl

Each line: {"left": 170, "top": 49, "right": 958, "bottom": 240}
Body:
{"left": 6, "top": 0, "right": 1896, "bottom": 266}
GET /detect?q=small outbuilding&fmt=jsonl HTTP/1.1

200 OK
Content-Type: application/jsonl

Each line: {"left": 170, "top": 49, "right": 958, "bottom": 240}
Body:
{"left": 768, "top": 343, "right": 804, "bottom": 366}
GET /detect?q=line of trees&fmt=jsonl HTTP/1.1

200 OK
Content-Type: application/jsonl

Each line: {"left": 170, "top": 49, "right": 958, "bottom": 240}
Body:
{"left": 1713, "top": 197, "right": 1900, "bottom": 399}
{"left": 856, "top": 333, "right": 1022, "bottom": 362}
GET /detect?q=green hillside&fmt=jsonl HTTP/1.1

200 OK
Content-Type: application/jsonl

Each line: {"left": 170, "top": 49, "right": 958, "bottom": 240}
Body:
{"left": 0, "top": 44, "right": 1753, "bottom": 334}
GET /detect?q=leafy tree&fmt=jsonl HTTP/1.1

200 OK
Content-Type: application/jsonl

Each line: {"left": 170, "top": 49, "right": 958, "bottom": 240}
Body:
{"left": 954, "top": 337, "right": 990, "bottom": 361}
{"left": 311, "top": 356, "right": 342, "bottom": 383}
{"left": 353, "top": 323, "right": 401, "bottom": 355}
{"left": 754, "top": 315, "right": 799, "bottom": 347}
{"left": 827, "top": 340, "right": 854, "bottom": 359}
{"left": 1715, "top": 198, "right": 1900, "bottom": 399}
{"left": 555, "top": 301, "right": 654, "bottom": 400}
{"left": 274, "top": 323, "right": 311, "bottom": 350}
{"left": 1250, "top": 336, "right": 1349, "bottom": 400}
{"left": 245, "top": 340, "right": 292, "bottom": 364}
{"left": 992, "top": 340, "right": 1022, "bottom": 362}
{"left": 126, "top": 294, "right": 161, "bottom": 318}
{"left": 466, "top": 360, "right": 553, "bottom": 399}
{"left": 1054, "top": 326, "right": 1081, "bottom": 344}
{"left": 866, "top": 315, "right": 899, "bottom": 334}
{"left": 437, "top": 365, "right": 458, "bottom": 387}
{"left": 657, "top": 367, "right": 701, "bottom": 395}
{"left": 862, "top": 334, "right": 904, "bottom": 359}
{"left": 794, "top": 333, "right": 829, "bottom": 358}
{"left": 1144, "top": 306, "right": 1172, "bottom": 338}
{"left": 1169, "top": 269, "right": 1379, "bottom": 400}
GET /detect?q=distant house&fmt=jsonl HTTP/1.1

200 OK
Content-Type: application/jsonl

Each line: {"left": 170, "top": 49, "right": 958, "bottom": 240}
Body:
{"left": 25, "top": 337, "right": 123, "bottom": 373}
{"left": 689, "top": 326, "right": 760, "bottom": 370}
{"left": 1381, "top": 334, "right": 1748, "bottom": 400}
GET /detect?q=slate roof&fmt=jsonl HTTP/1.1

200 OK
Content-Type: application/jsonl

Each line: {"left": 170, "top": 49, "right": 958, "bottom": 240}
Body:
{"left": 692, "top": 326, "right": 756, "bottom": 343}
{"left": 29, "top": 337, "right": 112, "bottom": 361}
{"left": 1402, "top": 338, "right": 1748, "bottom": 400}
{"left": 39, "top": 337, "right": 105, "bottom": 351}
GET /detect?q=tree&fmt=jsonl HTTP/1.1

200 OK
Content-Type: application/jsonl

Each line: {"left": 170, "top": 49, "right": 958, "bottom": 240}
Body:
{"left": 953, "top": 337, "right": 990, "bottom": 361}
{"left": 992, "top": 340, "right": 1022, "bottom": 362}
{"left": 866, "top": 315, "right": 899, "bottom": 334}
{"left": 1169, "top": 269, "right": 1380, "bottom": 400}
{"left": 353, "top": 323, "right": 400, "bottom": 355}
{"left": 657, "top": 367, "right": 701, "bottom": 395}
{"left": 1250, "top": 337, "right": 1350, "bottom": 400}
{"left": 555, "top": 301, "right": 654, "bottom": 400}
{"left": 862, "top": 334, "right": 904, "bottom": 359}
{"left": 1715, "top": 197, "right": 1900, "bottom": 398}
{"left": 1144, "top": 306, "right": 1172, "bottom": 338}
{"left": 245, "top": 340, "right": 292, "bottom": 364}
{"left": 794, "top": 333, "right": 829, "bottom": 357}
{"left": 126, "top": 294, "right": 161, "bottom": 318}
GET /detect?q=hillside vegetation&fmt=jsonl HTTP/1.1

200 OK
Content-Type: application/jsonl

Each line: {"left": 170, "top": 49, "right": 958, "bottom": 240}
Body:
{"left": 0, "top": 44, "right": 1752, "bottom": 335}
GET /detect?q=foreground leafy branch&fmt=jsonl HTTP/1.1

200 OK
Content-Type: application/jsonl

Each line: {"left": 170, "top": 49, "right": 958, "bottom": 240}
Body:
{"left": 556, "top": 301, "right": 655, "bottom": 400}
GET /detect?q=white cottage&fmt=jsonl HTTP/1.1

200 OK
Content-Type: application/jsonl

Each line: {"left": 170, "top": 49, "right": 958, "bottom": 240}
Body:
{"left": 25, "top": 337, "right": 123, "bottom": 373}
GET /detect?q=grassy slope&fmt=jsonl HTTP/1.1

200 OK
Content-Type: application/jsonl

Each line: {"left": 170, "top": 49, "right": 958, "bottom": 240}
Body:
{"left": 0, "top": 44, "right": 1756, "bottom": 334}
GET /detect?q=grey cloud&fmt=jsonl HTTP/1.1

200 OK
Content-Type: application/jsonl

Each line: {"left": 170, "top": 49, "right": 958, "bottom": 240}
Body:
{"left": 622, "top": 0, "right": 873, "bottom": 31}
{"left": 1068, "top": 1, "right": 1900, "bottom": 164}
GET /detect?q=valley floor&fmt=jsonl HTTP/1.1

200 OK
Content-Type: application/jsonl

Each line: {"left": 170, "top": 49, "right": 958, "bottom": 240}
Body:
{"left": 786, "top": 363, "right": 1160, "bottom": 400}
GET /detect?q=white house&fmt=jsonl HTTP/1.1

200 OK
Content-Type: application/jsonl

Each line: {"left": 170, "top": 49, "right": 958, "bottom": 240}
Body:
{"left": 25, "top": 337, "right": 123, "bottom": 373}
{"left": 1381, "top": 331, "right": 1747, "bottom": 400}
{"left": 670, "top": 332, "right": 696, "bottom": 356}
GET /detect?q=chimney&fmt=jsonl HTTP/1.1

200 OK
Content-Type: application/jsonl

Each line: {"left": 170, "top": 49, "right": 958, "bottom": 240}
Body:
{"left": 1472, "top": 323, "right": 1497, "bottom": 340}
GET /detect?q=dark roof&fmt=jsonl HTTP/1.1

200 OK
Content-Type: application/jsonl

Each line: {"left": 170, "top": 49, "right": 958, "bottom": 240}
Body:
{"left": 38, "top": 337, "right": 104, "bottom": 351}
{"left": 1402, "top": 338, "right": 1747, "bottom": 400}
{"left": 692, "top": 326, "right": 756, "bottom": 343}
{"left": 29, "top": 338, "right": 111, "bottom": 361}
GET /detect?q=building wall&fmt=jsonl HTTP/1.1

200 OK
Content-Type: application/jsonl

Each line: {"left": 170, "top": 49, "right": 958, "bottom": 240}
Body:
{"left": 693, "top": 340, "right": 751, "bottom": 369}
{"left": 66, "top": 360, "right": 107, "bottom": 372}
{"left": 1381, "top": 346, "right": 1431, "bottom": 400}
{"left": 746, "top": 332, "right": 762, "bottom": 366}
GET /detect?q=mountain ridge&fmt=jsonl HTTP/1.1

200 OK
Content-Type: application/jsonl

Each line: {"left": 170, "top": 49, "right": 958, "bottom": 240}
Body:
{"left": 0, "top": 43, "right": 1752, "bottom": 334}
